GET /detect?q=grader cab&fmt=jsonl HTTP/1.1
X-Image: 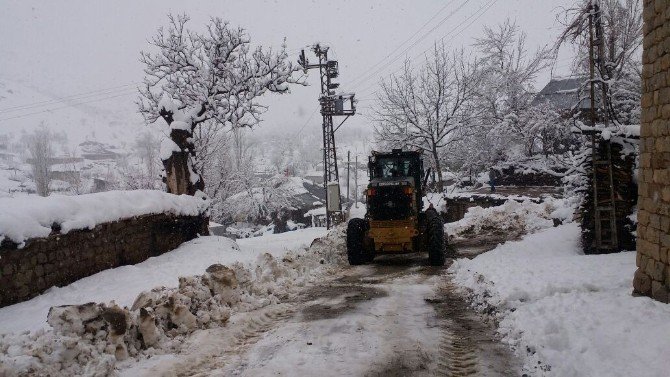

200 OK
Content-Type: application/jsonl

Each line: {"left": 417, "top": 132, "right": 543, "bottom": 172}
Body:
{"left": 346, "top": 149, "right": 445, "bottom": 266}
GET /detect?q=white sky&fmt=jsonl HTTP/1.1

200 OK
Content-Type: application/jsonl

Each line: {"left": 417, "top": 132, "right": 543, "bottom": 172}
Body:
{"left": 0, "top": 0, "right": 577, "bottom": 138}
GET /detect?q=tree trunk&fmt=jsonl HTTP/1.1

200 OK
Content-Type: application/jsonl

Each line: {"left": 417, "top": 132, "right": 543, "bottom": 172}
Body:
{"left": 162, "top": 124, "right": 205, "bottom": 196}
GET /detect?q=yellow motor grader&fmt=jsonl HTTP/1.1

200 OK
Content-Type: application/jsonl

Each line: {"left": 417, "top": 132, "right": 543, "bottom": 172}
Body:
{"left": 346, "top": 149, "right": 445, "bottom": 266}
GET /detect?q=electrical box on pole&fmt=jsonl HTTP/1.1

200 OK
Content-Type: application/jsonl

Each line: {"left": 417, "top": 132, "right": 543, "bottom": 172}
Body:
{"left": 327, "top": 182, "right": 341, "bottom": 212}
{"left": 298, "top": 43, "right": 356, "bottom": 229}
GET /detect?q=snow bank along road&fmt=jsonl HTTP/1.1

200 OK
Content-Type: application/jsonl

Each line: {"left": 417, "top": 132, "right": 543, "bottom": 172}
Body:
{"left": 0, "top": 227, "right": 328, "bottom": 335}
{"left": 122, "top": 245, "right": 520, "bottom": 377}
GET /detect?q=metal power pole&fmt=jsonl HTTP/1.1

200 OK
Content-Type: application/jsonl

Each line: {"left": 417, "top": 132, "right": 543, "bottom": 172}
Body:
{"left": 354, "top": 154, "right": 359, "bottom": 208}
{"left": 346, "top": 150, "right": 351, "bottom": 206}
{"left": 298, "top": 44, "right": 356, "bottom": 229}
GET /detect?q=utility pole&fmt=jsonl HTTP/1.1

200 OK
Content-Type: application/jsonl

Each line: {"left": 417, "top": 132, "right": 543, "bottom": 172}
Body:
{"left": 299, "top": 44, "right": 356, "bottom": 229}
{"left": 354, "top": 154, "right": 358, "bottom": 208}
{"left": 346, "top": 150, "right": 351, "bottom": 207}
{"left": 586, "top": 0, "right": 618, "bottom": 252}
{"left": 588, "top": 1, "right": 597, "bottom": 130}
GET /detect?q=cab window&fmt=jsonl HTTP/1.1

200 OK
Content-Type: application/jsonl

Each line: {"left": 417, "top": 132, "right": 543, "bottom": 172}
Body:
{"left": 375, "top": 158, "right": 412, "bottom": 178}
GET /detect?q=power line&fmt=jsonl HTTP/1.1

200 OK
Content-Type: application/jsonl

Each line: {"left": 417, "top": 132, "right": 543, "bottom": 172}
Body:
{"left": 349, "top": 0, "right": 472, "bottom": 92}
{"left": 361, "top": 0, "right": 498, "bottom": 92}
{"left": 0, "top": 92, "right": 134, "bottom": 123}
{"left": 292, "top": 106, "right": 320, "bottom": 138}
{"left": 0, "top": 83, "right": 139, "bottom": 114}
{"left": 355, "top": 0, "right": 498, "bottom": 99}
{"left": 346, "top": 0, "right": 460, "bottom": 85}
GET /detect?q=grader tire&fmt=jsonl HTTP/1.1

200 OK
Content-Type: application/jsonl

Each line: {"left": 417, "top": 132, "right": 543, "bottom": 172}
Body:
{"left": 426, "top": 209, "right": 445, "bottom": 266}
{"left": 347, "top": 218, "right": 368, "bottom": 265}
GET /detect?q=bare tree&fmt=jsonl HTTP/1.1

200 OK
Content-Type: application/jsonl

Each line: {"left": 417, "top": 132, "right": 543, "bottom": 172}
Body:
{"left": 63, "top": 149, "right": 85, "bottom": 195}
{"left": 26, "top": 125, "right": 53, "bottom": 196}
{"left": 374, "top": 46, "right": 481, "bottom": 191}
{"left": 474, "top": 20, "right": 553, "bottom": 158}
{"left": 138, "top": 14, "right": 303, "bottom": 196}
{"left": 133, "top": 130, "right": 161, "bottom": 184}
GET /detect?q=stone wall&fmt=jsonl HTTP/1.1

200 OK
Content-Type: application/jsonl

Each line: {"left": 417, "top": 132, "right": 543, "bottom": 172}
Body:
{"left": 494, "top": 165, "right": 565, "bottom": 187}
{"left": 0, "top": 214, "right": 208, "bottom": 307}
{"left": 633, "top": 0, "right": 670, "bottom": 303}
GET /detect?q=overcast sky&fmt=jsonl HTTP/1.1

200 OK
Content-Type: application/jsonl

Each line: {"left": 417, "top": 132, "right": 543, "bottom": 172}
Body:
{"left": 1, "top": 0, "right": 577, "bottom": 137}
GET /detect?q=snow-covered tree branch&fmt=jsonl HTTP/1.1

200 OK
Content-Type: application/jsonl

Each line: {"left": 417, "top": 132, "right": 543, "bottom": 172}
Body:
{"left": 138, "top": 14, "right": 304, "bottom": 195}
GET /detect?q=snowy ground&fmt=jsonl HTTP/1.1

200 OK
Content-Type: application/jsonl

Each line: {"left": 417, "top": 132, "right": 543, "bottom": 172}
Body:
{"left": 0, "top": 227, "right": 327, "bottom": 334}
{"left": 450, "top": 222, "right": 670, "bottom": 377}
{"left": 3, "top": 198, "right": 669, "bottom": 377}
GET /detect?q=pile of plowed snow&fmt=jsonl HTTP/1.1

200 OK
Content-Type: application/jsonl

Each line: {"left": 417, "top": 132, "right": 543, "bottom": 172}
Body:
{"left": 445, "top": 198, "right": 574, "bottom": 242}
{"left": 0, "top": 229, "right": 345, "bottom": 376}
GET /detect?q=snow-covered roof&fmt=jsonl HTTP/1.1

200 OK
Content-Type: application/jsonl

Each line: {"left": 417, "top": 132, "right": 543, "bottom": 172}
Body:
{"left": 532, "top": 77, "right": 591, "bottom": 111}
{"left": 304, "top": 206, "right": 326, "bottom": 217}
{"left": 0, "top": 190, "right": 209, "bottom": 245}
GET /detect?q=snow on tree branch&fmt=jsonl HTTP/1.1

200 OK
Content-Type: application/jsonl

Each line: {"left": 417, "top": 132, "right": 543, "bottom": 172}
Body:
{"left": 137, "top": 14, "right": 304, "bottom": 196}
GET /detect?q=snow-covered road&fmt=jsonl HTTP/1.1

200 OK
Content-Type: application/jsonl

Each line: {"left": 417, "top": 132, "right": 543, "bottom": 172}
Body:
{"left": 122, "top": 251, "right": 519, "bottom": 377}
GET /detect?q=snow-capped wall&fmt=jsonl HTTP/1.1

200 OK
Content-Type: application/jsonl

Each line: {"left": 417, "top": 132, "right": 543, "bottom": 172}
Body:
{"left": 0, "top": 190, "right": 208, "bottom": 245}
{"left": 0, "top": 191, "right": 209, "bottom": 307}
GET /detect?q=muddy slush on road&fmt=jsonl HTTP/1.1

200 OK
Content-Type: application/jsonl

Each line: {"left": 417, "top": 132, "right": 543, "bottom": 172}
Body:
{"left": 122, "top": 229, "right": 523, "bottom": 377}
{"left": 216, "top": 241, "right": 522, "bottom": 377}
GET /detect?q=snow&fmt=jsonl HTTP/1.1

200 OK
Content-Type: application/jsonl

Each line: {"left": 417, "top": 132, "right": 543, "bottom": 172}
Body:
{"left": 445, "top": 197, "right": 573, "bottom": 241}
{"left": 226, "top": 273, "right": 441, "bottom": 376}
{"left": 158, "top": 93, "right": 179, "bottom": 115}
{"left": 159, "top": 136, "right": 181, "bottom": 160}
{"left": 601, "top": 129, "right": 612, "bottom": 140}
{"left": 347, "top": 202, "right": 366, "bottom": 219}
{"left": 0, "top": 227, "right": 327, "bottom": 335}
{"left": 450, "top": 223, "right": 670, "bottom": 377}
{"left": 0, "top": 226, "right": 334, "bottom": 376}
{"left": 0, "top": 190, "right": 208, "bottom": 244}
{"left": 170, "top": 120, "right": 190, "bottom": 131}
{"left": 304, "top": 206, "right": 326, "bottom": 217}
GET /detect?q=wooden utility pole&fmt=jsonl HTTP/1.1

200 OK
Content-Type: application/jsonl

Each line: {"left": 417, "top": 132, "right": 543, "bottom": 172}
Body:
{"left": 587, "top": 0, "right": 618, "bottom": 253}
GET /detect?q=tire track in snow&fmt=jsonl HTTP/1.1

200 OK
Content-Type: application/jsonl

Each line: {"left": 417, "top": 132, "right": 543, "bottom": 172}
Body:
{"left": 428, "top": 278, "right": 520, "bottom": 377}
{"left": 127, "top": 249, "right": 521, "bottom": 376}
{"left": 437, "top": 326, "right": 479, "bottom": 376}
{"left": 183, "top": 304, "right": 298, "bottom": 376}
